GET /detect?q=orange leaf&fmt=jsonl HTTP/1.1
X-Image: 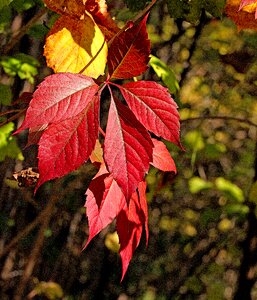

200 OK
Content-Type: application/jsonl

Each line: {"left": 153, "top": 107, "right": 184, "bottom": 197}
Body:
{"left": 44, "top": 14, "right": 108, "bottom": 78}
{"left": 43, "top": 0, "right": 86, "bottom": 17}
{"left": 226, "top": 0, "right": 257, "bottom": 30}
{"left": 44, "top": 0, "right": 119, "bottom": 39}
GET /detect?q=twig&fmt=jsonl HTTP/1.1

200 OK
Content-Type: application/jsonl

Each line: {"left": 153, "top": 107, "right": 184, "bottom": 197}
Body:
{"left": 14, "top": 181, "right": 61, "bottom": 300}
{"left": 0, "top": 198, "right": 50, "bottom": 259}
{"left": 0, "top": 109, "right": 26, "bottom": 127}
{"left": 2, "top": 7, "right": 48, "bottom": 55}
{"left": 181, "top": 116, "right": 257, "bottom": 128}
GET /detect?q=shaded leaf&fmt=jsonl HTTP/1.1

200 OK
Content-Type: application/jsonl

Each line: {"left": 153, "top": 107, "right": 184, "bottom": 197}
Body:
{"left": 84, "top": 167, "right": 126, "bottom": 248}
{"left": 16, "top": 73, "right": 99, "bottom": 133}
{"left": 151, "top": 138, "right": 176, "bottom": 172}
{"left": 44, "top": 15, "right": 107, "bottom": 78}
{"left": 104, "top": 96, "right": 153, "bottom": 200}
{"left": 117, "top": 182, "right": 148, "bottom": 280}
{"left": 117, "top": 81, "right": 181, "bottom": 147}
{"left": 36, "top": 95, "right": 100, "bottom": 190}
{"left": 150, "top": 55, "right": 179, "bottom": 94}
{"left": 108, "top": 14, "right": 150, "bottom": 79}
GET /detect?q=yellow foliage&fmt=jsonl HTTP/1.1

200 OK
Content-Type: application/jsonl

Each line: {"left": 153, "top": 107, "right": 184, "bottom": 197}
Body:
{"left": 44, "top": 14, "right": 107, "bottom": 78}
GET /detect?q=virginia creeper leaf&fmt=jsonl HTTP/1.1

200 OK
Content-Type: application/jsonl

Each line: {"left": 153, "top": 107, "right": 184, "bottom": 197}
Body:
{"left": 117, "top": 81, "right": 181, "bottom": 147}
{"left": 16, "top": 73, "right": 99, "bottom": 133}
{"left": 43, "top": 0, "right": 86, "bottom": 17}
{"left": 239, "top": 0, "right": 257, "bottom": 18}
{"left": 44, "top": 15, "right": 107, "bottom": 78}
{"left": 226, "top": 0, "right": 257, "bottom": 30}
{"left": 36, "top": 95, "right": 100, "bottom": 190}
{"left": 117, "top": 181, "right": 148, "bottom": 280}
{"left": 151, "top": 138, "right": 177, "bottom": 172}
{"left": 137, "top": 181, "right": 149, "bottom": 245}
{"left": 104, "top": 96, "right": 153, "bottom": 200}
{"left": 108, "top": 14, "right": 150, "bottom": 79}
{"left": 84, "top": 167, "right": 126, "bottom": 248}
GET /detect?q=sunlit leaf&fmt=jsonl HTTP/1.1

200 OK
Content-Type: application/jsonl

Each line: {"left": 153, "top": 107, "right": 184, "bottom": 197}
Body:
{"left": 44, "top": 14, "right": 108, "bottom": 78}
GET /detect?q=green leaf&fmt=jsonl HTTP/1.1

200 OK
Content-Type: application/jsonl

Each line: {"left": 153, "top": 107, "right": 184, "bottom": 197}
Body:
{"left": 0, "top": 0, "right": 13, "bottom": 10}
{"left": 184, "top": 130, "right": 205, "bottom": 165}
{"left": 0, "top": 84, "right": 12, "bottom": 105}
{"left": 166, "top": 0, "right": 202, "bottom": 23}
{"left": 215, "top": 177, "right": 244, "bottom": 203}
{"left": 166, "top": 0, "right": 226, "bottom": 22}
{"left": 0, "top": 5, "right": 11, "bottom": 33}
{"left": 0, "top": 53, "right": 39, "bottom": 83}
{"left": 0, "top": 122, "right": 24, "bottom": 161}
{"left": 150, "top": 55, "right": 179, "bottom": 94}
{"left": 11, "top": 0, "right": 35, "bottom": 12}
{"left": 188, "top": 176, "right": 213, "bottom": 194}
{"left": 124, "top": 0, "right": 150, "bottom": 11}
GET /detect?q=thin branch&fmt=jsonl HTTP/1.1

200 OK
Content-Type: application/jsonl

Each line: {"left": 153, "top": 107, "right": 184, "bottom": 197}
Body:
{"left": 2, "top": 7, "right": 48, "bottom": 55}
{"left": 0, "top": 109, "right": 26, "bottom": 127}
{"left": 14, "top": 182, "right": 61, "bottom": 300}
{"left": 181, "top": 116, "right": 257, "bottom": 128}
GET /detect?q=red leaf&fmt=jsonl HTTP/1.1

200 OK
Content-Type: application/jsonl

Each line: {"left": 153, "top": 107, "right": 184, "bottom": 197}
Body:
{"left": 26, "top": 125, "right": 47, "bottom": 147}
{"left": 137, "top": 181, "right": 149, "bottom": 245}
{"left": 15, "top": 73, "right": 99, "bottom": 133}
{"left": 117, "top": 182, "right": 148, "bottom": 280}
{"left": 104, "top": 97, "right": 153, "bottom": 200}
{"left": 151, "top": 138, "right": 177, "bottom": 173}
{"left": 239, "top": 0, "right": 257, "bottom": 18}
{"left": 84, "top": 166, "right": 126, "bottom": 248}
{"left": 108, "top": 14, "right": 150, "bottom": 79}
{"left": 36, "top": 95, "right": 100, "bottom": 190}
{"left": 117, "top": 81, "right": 182, "bottom": 147}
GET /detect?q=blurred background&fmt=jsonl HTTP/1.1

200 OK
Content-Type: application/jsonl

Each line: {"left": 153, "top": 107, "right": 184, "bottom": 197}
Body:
{"left": 0, "top": 0, "right": 257, "bottom": 299}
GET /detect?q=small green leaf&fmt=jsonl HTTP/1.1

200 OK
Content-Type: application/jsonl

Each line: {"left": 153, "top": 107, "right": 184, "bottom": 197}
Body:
{"left": 215, "top": 177, "right": 244, "bottom": 203}
{"left": 0, "top": 53, "right": 39, "bottom": 83}
{"left": 189, "top": 176, "right": 213, "bottom": 194}
{"left": 0, "top": 84, "right": 12, "bottom": 105}
{"left": 0, "top": 122, "right": 24, "bottom": 161}
{"left": 150, "top": 55, "right": 179, "bottom": 94}
{"left": 11, "top": 0, "right": 35, "bottom": 12}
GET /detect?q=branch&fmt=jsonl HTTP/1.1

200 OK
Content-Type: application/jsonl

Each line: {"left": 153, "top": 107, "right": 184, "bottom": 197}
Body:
{"left": 14, "top": 181, "right": 61, "bottom": 300}
{"left": 2, "top": 7, "right": 48, "bottom": 55}
{"left": 181, "top": 116, "right": 257, "bottom": 128}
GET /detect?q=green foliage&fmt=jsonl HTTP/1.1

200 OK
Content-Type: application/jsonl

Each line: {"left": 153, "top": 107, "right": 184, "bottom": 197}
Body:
{"left": 166, "top": 0, "right": 226, "bottom": 23}
{"left": 215, "top": 177, "right": 244, "bottom": 203}
{"left": 0, "top": 0, "right": 13, "bottom": 10}
{"left": 0, "top": 84, "right": 12, "bottom": 105}
{"left": 0, "top": 53, "right": 39, "bottom": 83}
{"left": 150, "top": 55, "right": 179, "bottom": 94}
{"left": 188, "top": 177, "right": 213, "bottom": 194}
{"left": 0, "top": 5, "right": 11, "bottom": 33}
{"left": 0, "top": 122, "right": 24, "bottom": 161}
{"left": 11, "top": 0, "right": 37, "bottom": 12}
{"left": 123, "top": 0, "right": 150, "bottom": 11}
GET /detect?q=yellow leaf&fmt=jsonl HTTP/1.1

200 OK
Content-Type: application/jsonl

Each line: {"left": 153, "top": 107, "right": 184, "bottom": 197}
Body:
{"left": 44, "top": 14, "right": 108, "bottom": 78}
{"left": 226, "top": 0, "right": 257, "bottom": 30}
